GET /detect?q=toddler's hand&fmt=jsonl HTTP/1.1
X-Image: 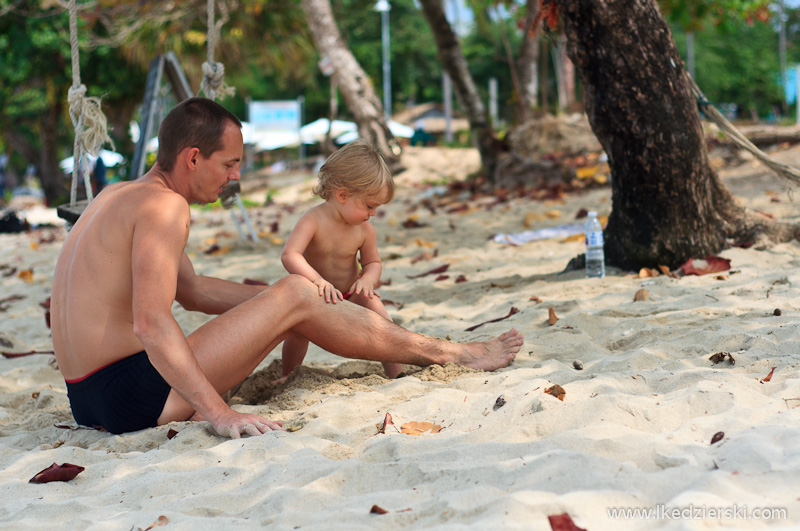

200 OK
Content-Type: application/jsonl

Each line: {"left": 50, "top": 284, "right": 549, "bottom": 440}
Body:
{"left": 348, "top": 279, "right": 380, "bottom": 299}
{"left": 313, "top": 278, "right": 343, "bottom": 303}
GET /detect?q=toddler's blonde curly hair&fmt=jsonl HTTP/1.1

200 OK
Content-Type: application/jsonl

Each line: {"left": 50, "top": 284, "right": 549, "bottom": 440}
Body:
{"left": 313, "top": 139, "right": 394, "bottom": 202}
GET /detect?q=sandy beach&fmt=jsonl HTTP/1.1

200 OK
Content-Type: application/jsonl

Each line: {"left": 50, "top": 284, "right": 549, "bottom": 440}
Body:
{"left": 1, "top": 144, "right": 800, "bottom": 530}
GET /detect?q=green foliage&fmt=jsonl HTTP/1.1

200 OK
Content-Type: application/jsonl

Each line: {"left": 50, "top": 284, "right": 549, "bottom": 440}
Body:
{"left": 672, "top": 17, "right": 784, "bottom": 117}
{"left": 659, "top": 0, "right": 771, "bottom": 32}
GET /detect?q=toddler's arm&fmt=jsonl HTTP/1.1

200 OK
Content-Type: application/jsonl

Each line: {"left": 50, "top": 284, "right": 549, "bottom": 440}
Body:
{"left": 349, "top": 223, "right": 383, "bottom": 299}
{"left": 281, "top": 215, "right": 343, "bottom": 303}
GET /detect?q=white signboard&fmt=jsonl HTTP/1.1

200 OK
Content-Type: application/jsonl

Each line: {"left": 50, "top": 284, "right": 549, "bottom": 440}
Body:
{"left": 248, "top": 100, "right": 301, "bottom": 131}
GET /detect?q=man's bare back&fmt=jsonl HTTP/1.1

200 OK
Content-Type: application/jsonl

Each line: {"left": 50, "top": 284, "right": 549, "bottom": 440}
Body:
{"left": 51, "top": 179, "right": 183, "bottom": 379}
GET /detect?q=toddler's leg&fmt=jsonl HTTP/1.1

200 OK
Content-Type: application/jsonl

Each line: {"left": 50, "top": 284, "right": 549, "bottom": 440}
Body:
{"left": 351, "top": 294, "right": 403, "bottom": 379}
{"left": 280, "top": 332, "right": 310, "bottom": 380}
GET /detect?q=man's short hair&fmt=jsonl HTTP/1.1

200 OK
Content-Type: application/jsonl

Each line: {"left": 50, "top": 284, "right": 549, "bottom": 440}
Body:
{"left": 156, "top": 97, "right": 242, "bottom": 172}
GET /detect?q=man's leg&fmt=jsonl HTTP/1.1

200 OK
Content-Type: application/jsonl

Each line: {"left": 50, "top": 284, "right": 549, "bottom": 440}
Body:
{"left": 159, "top": 275, "right": 523, "bottom": 422}
{"left": 349, "top": 292, "right": 402, "bottom": 379}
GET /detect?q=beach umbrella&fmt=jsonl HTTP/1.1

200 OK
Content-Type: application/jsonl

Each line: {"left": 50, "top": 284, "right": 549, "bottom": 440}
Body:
{"left": 59, "top": 150, "right": 125, "bottom": 173}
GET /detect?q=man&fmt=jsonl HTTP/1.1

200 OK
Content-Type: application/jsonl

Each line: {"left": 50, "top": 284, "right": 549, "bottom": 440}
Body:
{"left": 51, "top": 98, "right": 523, "bottom": 439}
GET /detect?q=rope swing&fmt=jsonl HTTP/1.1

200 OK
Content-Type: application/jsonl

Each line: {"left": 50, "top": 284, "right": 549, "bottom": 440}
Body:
{"left": 200, "top": 0, "right": 235, "bottom": 101}
{"left": 688, "top": 73, "right": 800, "bottom": 187}
{"left": 66, "top": 0, "right": 114, "bottom": 206}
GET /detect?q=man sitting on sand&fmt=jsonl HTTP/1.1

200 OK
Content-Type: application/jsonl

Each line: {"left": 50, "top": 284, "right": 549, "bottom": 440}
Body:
{"left": 50, "top": 97, "right": 523, "bottom": 439}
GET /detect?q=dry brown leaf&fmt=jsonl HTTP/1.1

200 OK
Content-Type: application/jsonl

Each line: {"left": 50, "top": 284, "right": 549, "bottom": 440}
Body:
{"left": 638, "top": 267, "right": 659, "bottom": 278}
{"left": 530, "top": 296, "right": 542, "bottom": 303}
{"left": 761, "top": 367, "right": 777, "bottom": 383}
{"left": 633, "top": 289, "right": 649, "bottom": 302}
{"left": 144, "top": 516, "right": 170, "bottom": 531}
{"left": 376, "top": 412, "right": 395, "bottom": 434}
{"left": 544, "top": 384, "right": 566, "bottom": 401}
{"left": 524, "top": 212, "right": 543, "bottom": 228}
{"left": 400, "top": 421, "right": 442, "bottom": 435}
{"left": 548, "top": 307, "right": 558, "bottom": 326}
{"left": 370, "top": 505, "right": 389, "bottom": 515}
{"left": 545, "top": 209, "right": 562, "bottom": 219}
{"left": 710, "top": 431, "right": 724, "bottom": 445}
{"left": 18, "top": 269, "right": 34, "bottom": 283}
{"left": 561, "top": 233, "right": 584, "bottom": 243}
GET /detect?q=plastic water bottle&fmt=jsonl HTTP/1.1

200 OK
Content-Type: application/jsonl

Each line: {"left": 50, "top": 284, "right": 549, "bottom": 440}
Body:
{"left": 584, "top": 211, "right": 605, "bottom": 278}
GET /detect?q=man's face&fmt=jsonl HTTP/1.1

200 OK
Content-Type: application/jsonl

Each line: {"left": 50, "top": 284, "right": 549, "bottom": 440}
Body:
{"left": 194, "top": 122, "right": 243, "bottom": 204}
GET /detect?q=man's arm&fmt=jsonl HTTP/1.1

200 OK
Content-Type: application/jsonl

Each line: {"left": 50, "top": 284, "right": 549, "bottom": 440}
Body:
{"left": 175, "top": 253, "right": 266, "bottom": 315}
{"left": 130, "top": 195, "right": 262, "bottom": 436}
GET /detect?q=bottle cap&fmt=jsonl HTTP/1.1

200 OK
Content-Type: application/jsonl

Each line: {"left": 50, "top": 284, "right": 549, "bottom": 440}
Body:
{"left": 588, "top": 211, "right": 597, "bottom": 217}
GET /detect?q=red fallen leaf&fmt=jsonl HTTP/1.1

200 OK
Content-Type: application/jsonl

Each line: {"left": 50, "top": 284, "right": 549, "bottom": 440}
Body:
{"left": 434, "top": 275, "right": 449, "bottom": 281}
{"left": 370, "top": 505, "right": 389, "bottom": 514}
{"left": 1, "top": 350, "right": 55, "bottom": 359}
{"left": 270, "top": 221, "right": 280, "bottom": 233}
{"left": 407, "top": 264, "right": 450, "bottom": 279}
{"left": 455, "top": 275, "right": 467, "bottom": 283}
{"left": 530, "top": 296, "right": 542, "bottom": 303}
{"left": 465, "top": 306, "right": 519, "bottom": 332}
{"left": 679, "top": 256, "right": 731, "bottom": 276}
{"left": 548, "top": 307, "right": 558, "bottom": 325}
{"left": 167, "top": 428, "right": 179, "bottom": 439}
{"left": 243, "top": 278, "right": 269, "bottom": 286}
{"left": 402, "top": 218, "right": 429, "bottom": 229}
{"left": 710, "top": 431, "right": 724, "bottom": 444}
{"left": 375, "top": 412, "right": 395, "bottom": 434}
{"left": 548, "top": 513, "right": 586, "bottom": 531}
{"left": 761, "top": 367, "right": 777, "bottom": 383}
{"left": 575, "top": 208, "right": 588, "bottom": 219}
{"left": 29, "top": 462, "right": 85, "bottom": 483}
{"left": 41, "top": 297, "right": 51, "bottom": 329}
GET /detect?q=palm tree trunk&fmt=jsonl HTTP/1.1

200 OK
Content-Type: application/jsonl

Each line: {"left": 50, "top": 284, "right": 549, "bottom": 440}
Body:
{"left": 301, "top": 0, "right": 399, "bottom": 164}
{"left": 418, "top": 0, "right": 500, "bottom": 180}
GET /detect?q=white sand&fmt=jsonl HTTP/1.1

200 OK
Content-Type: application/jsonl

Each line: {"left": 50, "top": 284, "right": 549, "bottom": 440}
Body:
{"left": 1, "top": 145, "right": 800, "bottom": 530}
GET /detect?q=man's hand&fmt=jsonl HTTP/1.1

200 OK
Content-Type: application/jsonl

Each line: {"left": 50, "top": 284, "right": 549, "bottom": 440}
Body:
{"left": 347, "top": 278, "right": 380, "bottom": 299}
{"left": 211, "top": 410, "right": 284, "bottom": 439}
{"left": 313, "top": 278, "right": 344, "bottom": 303}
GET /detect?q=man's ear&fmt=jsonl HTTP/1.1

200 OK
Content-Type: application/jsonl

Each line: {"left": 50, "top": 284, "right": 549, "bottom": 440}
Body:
{"left": 179, "top": 147, "right": 201, "bottom": 171}
{"left": 335, "top": 188, "right": 348, "bottom": 203}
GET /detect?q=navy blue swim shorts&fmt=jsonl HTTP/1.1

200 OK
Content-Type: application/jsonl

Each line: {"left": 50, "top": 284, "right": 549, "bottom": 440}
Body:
{"left": 65, "top": 351, "right": 172, "bottom": 434}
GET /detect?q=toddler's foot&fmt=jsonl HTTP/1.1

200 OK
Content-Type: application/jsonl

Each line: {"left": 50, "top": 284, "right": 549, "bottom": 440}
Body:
{"left": 382, "top": 362, "right": 403, "bottom": 379}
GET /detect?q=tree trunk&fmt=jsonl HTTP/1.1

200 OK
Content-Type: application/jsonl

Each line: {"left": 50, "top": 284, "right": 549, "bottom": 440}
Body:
{"left": 515, "top": 0, "right": 540, "bottom": 122}
{"left": 554, "top": 33, "right": 575, "bottom": 110}
{"left": 38, "top": 85, "right": 66, "bottom": 206}
{"left": 552, "top": 0, "right": 799, "bottom": 270}
{"left": 418, "top": 0, "right": 500, "bottom": 180}
{"left": 301, "top": 0, "right": 399, "bottom": 164}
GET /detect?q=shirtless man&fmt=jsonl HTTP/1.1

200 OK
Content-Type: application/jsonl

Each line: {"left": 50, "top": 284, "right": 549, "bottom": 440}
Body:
{"left": 51, "top": 97, "right": 523, "bottom": 439}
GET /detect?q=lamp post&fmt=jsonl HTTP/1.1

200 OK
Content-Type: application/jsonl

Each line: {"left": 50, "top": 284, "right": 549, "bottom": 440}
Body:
{"left": 374, "top": 0, "right": 391, "bottom": 119}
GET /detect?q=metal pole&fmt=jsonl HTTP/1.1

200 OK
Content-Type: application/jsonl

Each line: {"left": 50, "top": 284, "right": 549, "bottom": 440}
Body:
{"left": 381, "top": 9, "right": 391, "bottom": 119}
{"left": 443, "top": 73, "right": 453, "bottom": 143}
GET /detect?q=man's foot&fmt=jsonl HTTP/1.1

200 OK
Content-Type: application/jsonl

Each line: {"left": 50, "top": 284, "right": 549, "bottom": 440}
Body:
{"left": 452, "top": 329, "right": 523, "bottom": 371}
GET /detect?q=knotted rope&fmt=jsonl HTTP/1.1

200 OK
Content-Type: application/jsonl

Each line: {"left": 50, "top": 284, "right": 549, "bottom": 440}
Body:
{"left": 200, "top": 0, "right": 235, "bottom": 100}
{"left": 688, "top": 73, "right": 800, "bottom": 186}
{"left": 67, "top": 0, "right": 114, "bottom": 206}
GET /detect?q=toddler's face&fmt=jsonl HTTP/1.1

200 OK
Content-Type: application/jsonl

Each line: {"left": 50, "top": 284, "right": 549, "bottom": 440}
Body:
{"left": 342, "top": 189, "right": 389, "bottom": 225}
